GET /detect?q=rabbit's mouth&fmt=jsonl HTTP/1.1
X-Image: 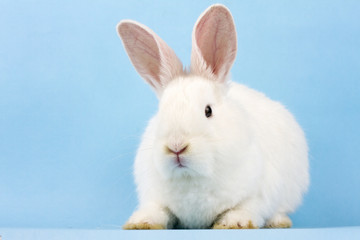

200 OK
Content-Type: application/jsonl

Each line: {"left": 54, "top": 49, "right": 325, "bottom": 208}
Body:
{"left": 175, "top": 155, "right": 186, "bottom": 168}
{"left": 165, "top": 144, "right": 189, "bottom": 168}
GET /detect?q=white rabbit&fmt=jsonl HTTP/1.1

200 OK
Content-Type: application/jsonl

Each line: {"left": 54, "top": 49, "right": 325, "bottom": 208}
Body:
{"left": 117, "top": 4, "right": 309, "bottom": 229}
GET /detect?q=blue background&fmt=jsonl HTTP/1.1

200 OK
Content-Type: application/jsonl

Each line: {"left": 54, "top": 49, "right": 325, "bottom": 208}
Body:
{"left": 0, "top": 0, "right": 359, "bottom": 229}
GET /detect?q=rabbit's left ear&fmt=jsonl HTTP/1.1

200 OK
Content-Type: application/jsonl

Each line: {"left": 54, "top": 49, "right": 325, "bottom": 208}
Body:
{"left": 117, "top": 20, "right": 183, "bottom": 96}
{"left": 191, "top": 4, "right": 237, "bottom": 82}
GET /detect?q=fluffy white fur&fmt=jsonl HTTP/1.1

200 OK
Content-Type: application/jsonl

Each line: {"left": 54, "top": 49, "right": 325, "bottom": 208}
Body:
{"left": 117, "top": 4, "right": 309, "bottom": 229}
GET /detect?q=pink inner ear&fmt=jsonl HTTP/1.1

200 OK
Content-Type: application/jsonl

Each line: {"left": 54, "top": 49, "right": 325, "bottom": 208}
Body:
{"left": 118, "top": 21, "right": 183, "bottom": 93}
{"left": 194, "top": 6, "right": 236, "bottom": 77}
{"left": 119, "top": 23, "right": 162, "bottom": 89}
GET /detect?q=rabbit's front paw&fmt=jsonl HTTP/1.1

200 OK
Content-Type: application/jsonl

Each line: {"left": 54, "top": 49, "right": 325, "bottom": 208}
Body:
{"left": 213, "top": 209, "right": 262, "bottom": 229}
{"left": 123, "top": 221, "right": 165, "bottom": 230}
{"left": 264, "top": 213, "right": 292, "bottom": 228}
{"left": 122, "top": 206, "right": 170, "bottom": 230}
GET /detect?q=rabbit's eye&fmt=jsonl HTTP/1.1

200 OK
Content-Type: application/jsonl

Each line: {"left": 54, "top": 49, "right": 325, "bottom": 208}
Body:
{"left": 205, "top": 105, "right": 212, "bottom": 118}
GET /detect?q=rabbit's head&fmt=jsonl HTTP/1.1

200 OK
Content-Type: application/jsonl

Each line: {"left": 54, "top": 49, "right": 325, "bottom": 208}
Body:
{"left": 117, "top": 5, "right": 251, "bottom": 179}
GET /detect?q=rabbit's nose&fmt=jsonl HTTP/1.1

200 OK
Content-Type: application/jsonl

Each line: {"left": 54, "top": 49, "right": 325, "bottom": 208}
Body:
{"left": 166, "top": 145, "right": 188, "bottom": 156}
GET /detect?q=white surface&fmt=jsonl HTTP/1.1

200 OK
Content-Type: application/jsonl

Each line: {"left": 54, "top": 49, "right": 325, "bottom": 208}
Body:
{"left": 1, "top": 227, "right": 360, "bottom": 240}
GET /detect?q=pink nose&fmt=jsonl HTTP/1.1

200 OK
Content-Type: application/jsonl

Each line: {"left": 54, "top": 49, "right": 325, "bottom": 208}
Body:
{"left": 167, "top": 145, "right": 188, "bottom": 156}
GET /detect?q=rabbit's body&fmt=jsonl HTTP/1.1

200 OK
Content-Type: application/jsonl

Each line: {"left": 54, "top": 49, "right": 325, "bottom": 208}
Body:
{"left": 132, "top": 77, "right": 308, "bottom": 228}
{"left": 117, "top": 4, "right": 309, "bottom": 229}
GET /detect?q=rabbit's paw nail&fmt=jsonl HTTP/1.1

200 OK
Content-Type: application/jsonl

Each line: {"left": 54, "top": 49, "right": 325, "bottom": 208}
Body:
{"left": 123, "top": 222, "right": 165, "bottom": 230}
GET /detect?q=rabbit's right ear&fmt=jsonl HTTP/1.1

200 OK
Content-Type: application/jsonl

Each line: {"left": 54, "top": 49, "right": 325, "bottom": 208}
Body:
{"left": 117, "top": 20, "right": 183, "bottom": 95}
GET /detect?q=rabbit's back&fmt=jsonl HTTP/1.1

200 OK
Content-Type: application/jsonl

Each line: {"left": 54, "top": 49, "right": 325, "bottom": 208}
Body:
{"left": 228, "top": 82, "right": 309, "bottom": 213}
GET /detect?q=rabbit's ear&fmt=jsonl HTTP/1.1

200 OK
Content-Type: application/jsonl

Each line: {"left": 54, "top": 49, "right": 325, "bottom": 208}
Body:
{"left": 117, "top": 20, "right": 183, "bottom": 95}
{"left": 191, "top": 4, "right": 237, "bottom": 82}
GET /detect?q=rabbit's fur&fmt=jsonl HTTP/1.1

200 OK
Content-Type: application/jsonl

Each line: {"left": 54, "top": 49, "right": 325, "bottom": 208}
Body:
{"left": 117, "top": 4, "right": 309, "bottom": 229}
